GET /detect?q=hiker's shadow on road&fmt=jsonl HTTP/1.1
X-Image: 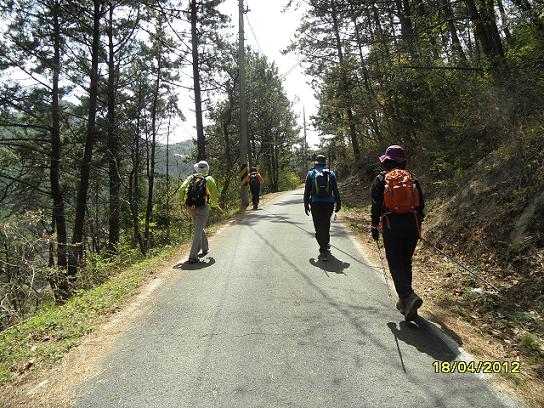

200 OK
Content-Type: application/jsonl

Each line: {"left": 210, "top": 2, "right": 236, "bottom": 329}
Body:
{"left": 173, "top": 257, "right": 216, "bottom": 270}
{"left": 387, "top": 321, "right": 459, "bottom": 362}
{"left": 309, "top": 255, "right": 350, "bottom": 276}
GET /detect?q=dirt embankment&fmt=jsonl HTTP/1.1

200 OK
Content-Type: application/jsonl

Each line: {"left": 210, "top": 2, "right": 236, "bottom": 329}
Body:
{"left": 339, "top": 152, "right": 544, "bottom": 408}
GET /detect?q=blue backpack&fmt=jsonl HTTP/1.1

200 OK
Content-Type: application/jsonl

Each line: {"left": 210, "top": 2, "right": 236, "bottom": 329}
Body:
{"left": 313, "top": 169, "right": 332, "bottom": 198}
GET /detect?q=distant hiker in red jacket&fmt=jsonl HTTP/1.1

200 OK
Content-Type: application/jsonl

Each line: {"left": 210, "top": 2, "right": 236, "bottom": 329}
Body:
{"left": 249, "top": 167, "right": 263, "bottom": 210}
{"left": 370, "top": 145, "right": 425, "bottom": 321}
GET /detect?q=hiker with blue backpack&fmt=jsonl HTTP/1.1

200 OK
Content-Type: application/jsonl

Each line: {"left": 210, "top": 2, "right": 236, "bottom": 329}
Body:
{"left": 180, "top": 161, "right": 220, "bottom": 264}
{"left": 304, "top": 155, "right": 341, "bottom": 261}
{"left": 370, "top": 145, "right": 425, "bottom": 321}
{"left": 248, "top": 167, "right": 263, "bottom": 210}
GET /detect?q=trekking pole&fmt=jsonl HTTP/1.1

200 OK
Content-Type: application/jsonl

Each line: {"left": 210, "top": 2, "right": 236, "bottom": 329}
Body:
{"left": 375, "top": 240, "right": 393, "bottom": 301}
{"left": 419, "top": 236, "right": 501, "bottom": 293}
{"left": 179, "top": 205, "right": 190, "bottom": 221}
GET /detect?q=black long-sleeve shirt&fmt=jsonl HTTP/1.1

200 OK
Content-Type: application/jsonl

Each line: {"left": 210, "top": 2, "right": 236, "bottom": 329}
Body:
{"left": 370, "top": 171, "right": 424, "bottom": 227}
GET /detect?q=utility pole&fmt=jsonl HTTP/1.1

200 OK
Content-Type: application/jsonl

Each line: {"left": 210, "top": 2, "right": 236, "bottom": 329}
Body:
{"left": 190, "top": 0, "right": 205, "bottom": 161}
{"left": 239, "top": 0, "right": 249, "bottom": 208}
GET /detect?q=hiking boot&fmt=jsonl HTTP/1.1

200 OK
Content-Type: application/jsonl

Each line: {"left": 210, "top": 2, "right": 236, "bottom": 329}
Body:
{"left": 396, "top": 299, "right": 406, "bottom": 316}
{"left": 253, "top": 204, "right": 258, "bottom": 210}
{"left": 404, "top": 292, "right": 423, "bottom": 321}
{"left": 318, "top": 252, "right": 329, "bottom": 261}
{"left": 186, "top": 258, "right": 199, "bottom": 264}
{"left": 198, "top": 250, "right": 208, "bottom": 258}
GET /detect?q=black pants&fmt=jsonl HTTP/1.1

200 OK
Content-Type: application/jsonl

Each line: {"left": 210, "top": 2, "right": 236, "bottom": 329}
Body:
{"left": 250, "top": 185, "right": 260, "bottom": 206}
{"left": 382, "top": 214, "right": 420, "bottom": 299}
{"left": 311, "top": 202, "right": 335, "bottom": 253}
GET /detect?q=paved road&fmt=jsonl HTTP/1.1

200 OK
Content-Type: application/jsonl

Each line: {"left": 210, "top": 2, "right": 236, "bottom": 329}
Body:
{"left": 76, "top": 190, "right": 521, "bottom": 408}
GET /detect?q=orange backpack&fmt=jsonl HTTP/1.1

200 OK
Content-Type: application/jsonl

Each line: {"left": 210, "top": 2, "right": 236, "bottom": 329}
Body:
{"left": 383, "top": 169, "right": 420, "bottom": 213}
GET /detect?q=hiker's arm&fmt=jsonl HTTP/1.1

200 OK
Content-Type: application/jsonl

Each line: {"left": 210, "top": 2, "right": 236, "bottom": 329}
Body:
{"left": 370, "top": 175, "right": 384, "bottom": 227}
{"left": 415, "top": 179, "right": 425, "bottom": 224}
{"left": 207, "top": 177, "right": 220, "bottom": 207}
{"left": 331, "top": 174, "right": 341, "bottom": 211}
{"left": 179, "top": 176, "right": 191, "bottom": 204}
{"left": 303, "top": 172, "right": 312, "bottom": 207}
{"left": 257, "top": 173, "right": 263, "bottom": 183}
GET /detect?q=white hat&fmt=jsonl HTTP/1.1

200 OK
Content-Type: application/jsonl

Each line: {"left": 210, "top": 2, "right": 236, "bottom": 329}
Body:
{"left": 194, "top": 160, "right": 209, "bottom": 175}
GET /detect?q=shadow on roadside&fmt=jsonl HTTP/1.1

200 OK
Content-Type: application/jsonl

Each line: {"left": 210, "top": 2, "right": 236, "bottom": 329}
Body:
{"left": 309, "top": 254, "right": 350, "bottom": 276}
{"left": 387, "top": 320, "right": 460, "bottom": 362}
{"left": 173, "top": 257, "right": 216, "bottom": 270}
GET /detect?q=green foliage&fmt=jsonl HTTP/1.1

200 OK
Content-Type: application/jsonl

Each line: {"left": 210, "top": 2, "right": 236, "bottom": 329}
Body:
{"left": 499, "top": 370, "right": 523, "bottom": 385}
{"left": 278, "top": 171, "right": 302, "bottom": 191}
{"left": 287, "top": 0, "right": 544, "bottom": 187}
{"left": 0, "top": 244, "right": 176, "bottom": 384}
{"left": 205, "top": 44, "right": 300, "bottom": 194}
{"left": 520, "top": 334, "right": 539, "bottom": 352}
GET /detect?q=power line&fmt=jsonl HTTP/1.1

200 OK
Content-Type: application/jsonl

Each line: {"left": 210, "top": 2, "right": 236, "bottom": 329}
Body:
{"left": 245, "top": 13, "right": 263, "bottom": 54}
{"left": 279, "top": 45, "right": 324, "bottom": 80}
{"left": 279, "top": 55, "right": 308, "bottom": 80}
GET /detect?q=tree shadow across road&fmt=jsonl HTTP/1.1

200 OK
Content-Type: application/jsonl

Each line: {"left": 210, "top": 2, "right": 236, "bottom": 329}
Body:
{"left": 309, "top": 255, "right": 350, "bottom": 276}
{"left": 272, "top": 198, "right": 303, "bottom": 206}
{"left": 173, "top": 257, "right": 216, "bottom": 270}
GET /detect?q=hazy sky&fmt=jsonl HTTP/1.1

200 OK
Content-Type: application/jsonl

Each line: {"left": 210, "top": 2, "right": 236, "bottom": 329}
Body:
{"left": 171, "top": 0, "right": 320, "bottom": 147}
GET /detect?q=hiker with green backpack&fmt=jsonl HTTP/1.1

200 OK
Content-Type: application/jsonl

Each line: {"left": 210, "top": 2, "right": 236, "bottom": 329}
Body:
{"left": 304, "top": 154, "right": 341, "bottom": 261}
{"left": 180, "top": 160, "right": 220, "bottom": 264}
{"left": 370, "top": 145, "right": 425, "bottom": 321}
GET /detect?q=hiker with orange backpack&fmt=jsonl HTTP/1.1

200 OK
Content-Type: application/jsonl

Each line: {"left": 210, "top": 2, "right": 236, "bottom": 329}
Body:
{"left": 180, "top": 161, "right": 220, "bottom": 264}
{"left": 370, "top": 145, "right": 425, "bottom": 321}
{"left": 248, "top": 167, "right": 263, "bottom": 210}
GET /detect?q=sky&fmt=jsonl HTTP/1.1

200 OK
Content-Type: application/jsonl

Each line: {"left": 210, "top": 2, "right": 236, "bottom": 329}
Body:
{"left": 171, "top": 0, "right": 320, "bottom": 148}
{"left": 0, "top": 2, "right": 320, "bottom": 148}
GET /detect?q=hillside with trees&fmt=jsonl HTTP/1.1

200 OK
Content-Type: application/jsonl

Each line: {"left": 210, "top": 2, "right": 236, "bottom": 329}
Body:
{"left": 0, "top": 1, "right": 300, "bottom": 333}
{"left": 0, "top": 0, "right": 542, "bottom": 404}
{"left": 286, "top": 0, "right": 543, "bottom": 396}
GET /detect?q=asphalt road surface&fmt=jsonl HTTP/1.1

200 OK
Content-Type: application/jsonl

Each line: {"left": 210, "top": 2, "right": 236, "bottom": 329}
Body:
{"left": 76, "top": 189, "right": 522, "bottom": 408}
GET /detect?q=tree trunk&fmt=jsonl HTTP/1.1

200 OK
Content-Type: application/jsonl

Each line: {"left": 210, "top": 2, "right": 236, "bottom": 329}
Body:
{"left": 219, "top": 93, "right": 236, "bottom": 206}
{"left": 143, "top": 48, "right": 161, "bottom": 253}
{"left": 394, "top": 0, "right": 417, "bottom": 59}
{"left": 107, "top": 2, "right": 120, "bottom": 253}
{"left": 50, "top": 0, "right": 68, "bottom": 271}
{"left": 349, "top": 5, "right": 383, "bottom": 114}
{"left": 129, "top": 82, "right": 144, "bottom": 255}
{"left": 166, "top": 115, "right": 171, "bottom": 242}
{"left": 464, "top": 0, "right": 507, "bottom": 74}
{"left": 330, "top": 1, "right": 362, "bottom": 163}
{"left": 439, "top": 0, "right": 468, "bottom": 64}
{"left": 190, "top": 0, "right": 205, "bottom": 160}
{"left": 71, "top": 0, "right": 102, "bottom": 275}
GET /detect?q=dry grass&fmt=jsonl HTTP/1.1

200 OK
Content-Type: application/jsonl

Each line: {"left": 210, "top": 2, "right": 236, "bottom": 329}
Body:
{"left": 0, "top": 242, "right": 193, "bottom": 408}
{"left": 340, "top": 206, "right": 544, "bottom": 408}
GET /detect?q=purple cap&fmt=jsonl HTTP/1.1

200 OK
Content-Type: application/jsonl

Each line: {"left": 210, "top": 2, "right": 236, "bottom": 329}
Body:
{"left": 379, "top": 145, "right": 407, "bottom": 163}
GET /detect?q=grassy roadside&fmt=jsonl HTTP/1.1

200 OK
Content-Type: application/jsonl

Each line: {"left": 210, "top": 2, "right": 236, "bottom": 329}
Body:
{"left": 340, "top": 204, "right": 544, "bottom": 408}
{"left": 0, "top": 244, "right": 178, "bottom": 385}
{"left": 0, "top": 199, "right": 249, "bottom": 389}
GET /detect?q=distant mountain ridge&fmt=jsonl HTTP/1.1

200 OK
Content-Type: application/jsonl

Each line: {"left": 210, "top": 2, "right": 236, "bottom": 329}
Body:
{"left": 155, "top": 140, "right": 194, "bottom": 178}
